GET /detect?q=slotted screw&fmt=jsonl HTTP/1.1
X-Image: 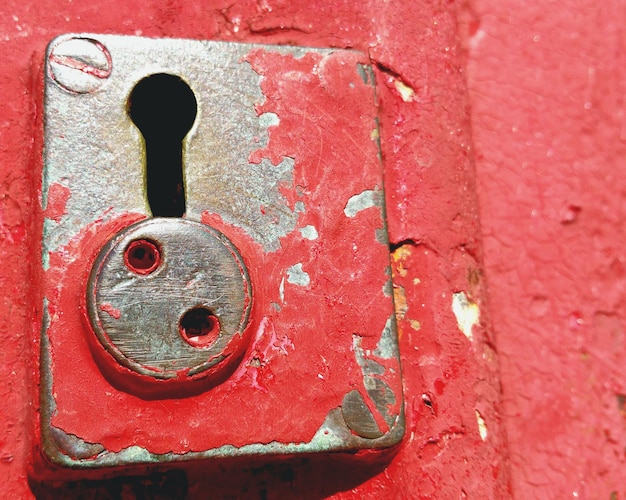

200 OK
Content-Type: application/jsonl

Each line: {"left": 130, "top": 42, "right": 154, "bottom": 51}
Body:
{"left": 48, "top": 37, "right": 112, "bottom": 94}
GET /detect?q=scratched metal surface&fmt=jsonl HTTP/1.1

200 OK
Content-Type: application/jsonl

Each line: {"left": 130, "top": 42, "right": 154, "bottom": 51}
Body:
{"left": 0, "top": 1, "right": 519, "bottom": 497}
{"left": 39, "top": 34, "right": 403, "bottom": 473}
{"left": 43, "top": 35, "right": 310, "bottom": 254}
{"left": 88, "top": 218, "right": 251, "bottom": 379}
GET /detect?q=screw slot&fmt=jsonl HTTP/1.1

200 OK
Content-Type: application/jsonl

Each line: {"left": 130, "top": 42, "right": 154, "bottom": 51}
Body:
{"left": 124, "top": 239, "right": 161, "bottom": 275}
{"left": 179, "top": 307, "right": 221, "bottom": 348}
{"left": 48, "top": 37, "right": 112, "bottom": 94}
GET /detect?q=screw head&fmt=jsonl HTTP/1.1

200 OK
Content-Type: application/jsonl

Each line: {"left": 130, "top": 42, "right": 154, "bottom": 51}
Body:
{"left": 48, "top": 37, "right": 112, "bottom": 94}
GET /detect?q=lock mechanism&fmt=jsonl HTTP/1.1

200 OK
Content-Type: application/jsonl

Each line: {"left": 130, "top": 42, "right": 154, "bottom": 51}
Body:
{"left": 37, "top": 34, "right": 404, "bottom": 474}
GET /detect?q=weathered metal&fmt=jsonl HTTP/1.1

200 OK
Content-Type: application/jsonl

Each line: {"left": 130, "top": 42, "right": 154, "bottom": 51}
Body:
{"left": 37, "top": 34, "right": 403, "bottom": 474}
{"left": 87, "top": 218, "right": 252, "bottom": 383}
{"left": 0, "top": 0, "right": 525, "bottom": 497}
{"left": 48, "top": 36, "right": 113, "bottom": 94}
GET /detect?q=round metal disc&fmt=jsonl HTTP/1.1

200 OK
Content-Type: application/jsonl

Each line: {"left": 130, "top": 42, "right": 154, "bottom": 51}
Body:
{"left": 87, "top": 218, "right": 252, "bottom": 379}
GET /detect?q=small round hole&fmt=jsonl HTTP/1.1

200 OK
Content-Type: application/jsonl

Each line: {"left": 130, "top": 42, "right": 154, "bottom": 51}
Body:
{"left": 179, "top": 307, "right": 221, "bottom": 348}
{"left": 124, "top": 239, "right": 161, "bottom": 275}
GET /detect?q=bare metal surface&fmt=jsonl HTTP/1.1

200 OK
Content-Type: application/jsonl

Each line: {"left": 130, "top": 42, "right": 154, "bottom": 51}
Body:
{"left": 50, "top": 427, "right": 105, "bottom": 460}
{"left": 42, "top": 34, "right": 319, "bottom": 255}
{"left": 88, "top": 218, "right": 251, "bottom": 378}
{"left": 341, "top": 390, "right": 384, "bottom": 439}
{"left": 43, "top": 407, "right": 405, "bottom": 468}
{"left": 341, "top": 317, "right": 404, "bottom": 439}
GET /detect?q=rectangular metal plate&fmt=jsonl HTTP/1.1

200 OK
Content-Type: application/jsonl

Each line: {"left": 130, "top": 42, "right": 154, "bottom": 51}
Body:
{"left": 38, "top": 34, "right": 403, "bottom": 472}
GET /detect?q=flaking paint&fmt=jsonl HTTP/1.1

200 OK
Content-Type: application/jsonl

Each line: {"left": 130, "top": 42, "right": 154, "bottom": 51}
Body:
{"left": 0, "top": 0, "right": 520, "bottom": 497}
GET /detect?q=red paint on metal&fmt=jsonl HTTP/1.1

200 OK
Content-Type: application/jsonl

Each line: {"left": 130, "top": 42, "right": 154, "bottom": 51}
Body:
{"left": 179, "top": 308, "right": 222, "bottom": 348}
{"left": 44, "top": 212, "right": 255, "bottom": 407}
{"left": 43, "top": 183, "right": 70, "bottom": 222}
{"left": 123, "top": 238, "right": 161, "bottom": 275}
{"left": 38, "top": 47, "right": 397, "bottom": 464}
{"left": 99, "top": 302, "right": 121, "bottom": 320}
{"left": 0, "top": 0, "right": 538, "bottom": 497}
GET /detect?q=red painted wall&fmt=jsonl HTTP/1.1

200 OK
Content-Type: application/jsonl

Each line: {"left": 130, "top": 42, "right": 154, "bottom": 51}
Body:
{"left": 463, "top": 1, "right": 626, "bottom": 497}
{"left": 0, "top": 0, "right": 621, "bottom": 498}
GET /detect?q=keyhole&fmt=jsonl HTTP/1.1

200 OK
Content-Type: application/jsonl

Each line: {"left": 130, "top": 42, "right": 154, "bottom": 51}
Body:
{"left": 128, "top": 73, "right": 198, "bottom": 217}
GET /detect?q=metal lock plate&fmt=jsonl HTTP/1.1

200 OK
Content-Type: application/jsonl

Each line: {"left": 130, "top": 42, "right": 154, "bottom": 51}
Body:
{"left": 88, "top": 218, "right": 251, "bottom": 386}
{"left": 38, "top": 34, "right": 404, "bottom": 471}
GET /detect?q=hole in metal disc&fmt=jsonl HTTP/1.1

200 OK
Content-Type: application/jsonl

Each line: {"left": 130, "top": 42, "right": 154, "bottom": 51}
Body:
{"left": 124, "top": 239, "right": 161, "bottom": 275}
{"left": 179, "top": 307, "right": 221, "bottom": 348}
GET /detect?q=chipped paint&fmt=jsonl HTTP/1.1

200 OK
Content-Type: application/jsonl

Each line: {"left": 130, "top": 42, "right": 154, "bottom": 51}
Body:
{"left": 50, "top": 427, "right": 105, "bottom": 460}
{"left": 286, "top": 263, "right": 310, "bottom": 287}
{"left": 45, "top": 408, "right": 402, "bottom": 469}
{"left": 344, "top": 190, "right": 379, "bottom": 217}
{"left": 37, "top": 39, "right": 402, "bottom": 473}
{"left": 351, "top": 317, "right": 402, "bottom": 433}
{"left": 373, "top": 315, "right": 397, "bottom": 360}
{"left": 279, "top": 276, "right": 285, "bottom": 303}
{"left": 392, "top": 244, "right": 412, "bottom": 263}
{"left": 353, "top": 334, "right": 367, "bottom": 367}
{"left": 382, "top": 277, "right": 393, "bottom": 297}
{"left": 475, "top": 410, "right": 488, "bottom": 441}
{"left": 0, "top": 0, "right": 524, "bottom": 494}
{"left": 375, "top": 227, "right": 389, "bottom": 246}
{"left": 393, "top": 286, "right": 408, "bottom": 320}
{"left": 409, "top": 319, "right": 421, "bottom": 331}
{"left": 395, "top": 260, "right": 408, "bottom": 277}
{"left": 99, "top": 303, "right": 121, "bottom": 320}
{"left": 341, "top": 390, "right": 383, "bottom": 438}
{"left": 43, "top": 182, "right": 70, "bottom": 223}
{"left": 43, "top": 38, "right": 305, "bottom": 254}
{"left": 394, "top": 80, "right": 415, "bottom": 102}
{"left": 298, "top": 225, "right": 318, "bottom": 240}
{"left": 258, "top": 112, "right": 280, "bottom": 128}
{"left": 452, "top": 291, "right": 480, "bottom": 341}
{"left": 356, "top": 63, "right": 372, "bottom": 84}
{"left": 41, "top": 225, "right": 51, "bottom": 271}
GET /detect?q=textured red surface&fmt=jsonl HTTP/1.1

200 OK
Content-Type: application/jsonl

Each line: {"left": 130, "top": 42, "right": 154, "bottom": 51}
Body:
{"left": 7, "top": 0, "right": 620, "bottom": 497}
{"left": 462, "top": 0, "right": 626, "bottom": 496}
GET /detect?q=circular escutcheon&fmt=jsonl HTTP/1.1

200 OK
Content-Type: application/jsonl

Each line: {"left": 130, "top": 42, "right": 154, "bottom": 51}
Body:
{"left": 87, "top": 218, "right": 252, "bottom": 382}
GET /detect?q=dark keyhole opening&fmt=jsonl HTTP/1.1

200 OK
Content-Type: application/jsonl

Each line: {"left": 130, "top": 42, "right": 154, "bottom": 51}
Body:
{"left": 128, "top": 73, "right": 198, "bottom": 217}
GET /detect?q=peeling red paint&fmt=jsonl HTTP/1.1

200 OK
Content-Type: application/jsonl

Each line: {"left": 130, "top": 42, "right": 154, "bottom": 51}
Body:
{"left": 43, "top": 183, "right": 70, "bottom": 222}
{"left": 98, "top": 303, "right": 121, "bottom": 320}
{"left": 0, "top": 0, "right": 523, "bottom": 498}
{"left": 37, "top": 47, "right": 398, "bottom": 465}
